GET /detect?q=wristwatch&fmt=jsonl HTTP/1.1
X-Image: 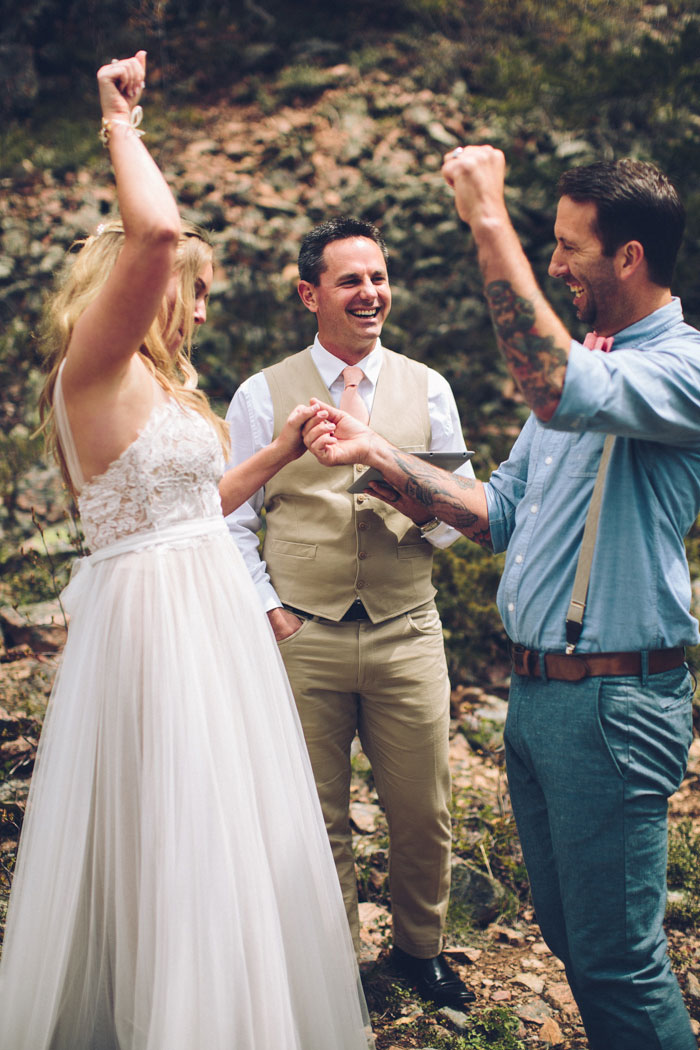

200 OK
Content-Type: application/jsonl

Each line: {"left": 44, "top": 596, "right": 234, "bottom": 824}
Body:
{"left": 419, "top": 517, "right": 441, "bottom": 536}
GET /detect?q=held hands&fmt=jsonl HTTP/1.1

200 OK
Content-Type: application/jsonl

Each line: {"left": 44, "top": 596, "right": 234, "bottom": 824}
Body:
{"left": 441, "top": 144, "right": 508, "bottom": 229}
{"left": 275, "top": 402, "right": 328, "bottom": 463}
{"left": 97, "top": 50, "right": 147, "bottom": 122}
{"left": 302, "top": 399, "right": 374, "bottom": 466}
{"left": 301, "top": 400, "right": 436, "bottom": 525}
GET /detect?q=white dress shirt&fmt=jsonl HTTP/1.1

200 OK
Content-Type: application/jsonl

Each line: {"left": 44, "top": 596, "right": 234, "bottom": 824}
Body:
{"left": 225, "top": 336, "right": 474, "bottom": 611}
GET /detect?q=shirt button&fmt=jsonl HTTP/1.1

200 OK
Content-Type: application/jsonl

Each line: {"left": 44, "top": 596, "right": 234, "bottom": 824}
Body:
{"left": 515, "top": 554, "right": 523, "bottom": 563}
{"left": 530, "top": 503, "right": 538, "bottom": 513}
{"left": 545, "top": 456, "right": 553, "bottom": 465}
{"left": 508, "top": 602, "right": 515, "bottom": 612}
{"left": 358, "top": 551, "right": 367, "bottom": 560}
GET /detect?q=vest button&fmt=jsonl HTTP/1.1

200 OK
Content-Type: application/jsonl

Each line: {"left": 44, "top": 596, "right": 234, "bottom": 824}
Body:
{"left": 359, "top": 522, "right": 368, "bottom": 530}
{"left": 357, "top": 580, "right": 365, "bottom": 589}
{"left": 358, "top": 551, "right": 367, "bottom": 559}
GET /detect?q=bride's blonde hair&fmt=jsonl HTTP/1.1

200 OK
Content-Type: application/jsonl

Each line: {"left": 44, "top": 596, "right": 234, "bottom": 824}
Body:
{"left": 38, "top": 219, "right": 229, "bottom": 493}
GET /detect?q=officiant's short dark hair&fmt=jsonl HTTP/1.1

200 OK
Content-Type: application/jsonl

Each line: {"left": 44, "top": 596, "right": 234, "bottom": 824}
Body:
{"left": 557, "top": 159, "right": 685, "bottom": 288}
{"left": 298, "top": 217, "right": 389, "bottom": 285}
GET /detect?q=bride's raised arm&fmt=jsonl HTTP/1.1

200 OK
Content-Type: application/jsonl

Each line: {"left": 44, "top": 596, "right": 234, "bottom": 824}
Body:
{"left": 62, "top": 51, "right": 180, "bottom": 392}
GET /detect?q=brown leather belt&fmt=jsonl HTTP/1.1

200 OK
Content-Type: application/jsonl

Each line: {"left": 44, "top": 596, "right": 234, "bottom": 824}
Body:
{"left": 511, "top": 644, "right": 686, "bottom": 682}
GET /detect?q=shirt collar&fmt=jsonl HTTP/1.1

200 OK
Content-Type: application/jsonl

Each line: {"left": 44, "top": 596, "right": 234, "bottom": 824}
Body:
{"left": 604, "top": 298, "right": 684, "bottom": 350}
{"left": 310, "top": 335, "right": 384, "bottom": 388}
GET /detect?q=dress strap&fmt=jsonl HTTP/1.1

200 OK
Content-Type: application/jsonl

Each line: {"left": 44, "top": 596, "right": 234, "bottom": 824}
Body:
{"left": 53, "top": 361, "right": 86, "bottom": 494}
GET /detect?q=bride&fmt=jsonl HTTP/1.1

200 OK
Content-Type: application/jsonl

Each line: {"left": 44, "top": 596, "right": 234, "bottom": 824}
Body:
{"left": 0, "top": 50, "right": 372, "bottom": 1050}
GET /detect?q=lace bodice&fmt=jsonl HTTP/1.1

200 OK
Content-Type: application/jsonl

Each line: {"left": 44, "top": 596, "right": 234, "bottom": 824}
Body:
{"left": 56, "top": 386, "right": 225, "bottom": 551}
{"left": 78, "top": 401, "right": 225, "bottom": 550}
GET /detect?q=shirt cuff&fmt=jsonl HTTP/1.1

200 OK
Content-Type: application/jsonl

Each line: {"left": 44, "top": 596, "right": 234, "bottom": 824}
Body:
{"left": 422, "top": 520, "right": 463, "bottom": 549}
{"left": 259, "top": 585, "right": 283, "bottom": 613}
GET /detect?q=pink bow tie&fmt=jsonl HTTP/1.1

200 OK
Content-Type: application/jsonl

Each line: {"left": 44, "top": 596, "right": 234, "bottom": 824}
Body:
{"left": 583, "top": 331, "right": 614, "bottom": 352}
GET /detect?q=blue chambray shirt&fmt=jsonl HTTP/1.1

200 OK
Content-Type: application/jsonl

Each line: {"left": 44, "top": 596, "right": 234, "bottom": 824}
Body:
{"left": 485, "top": 298, "right": 700, "bottom": 653}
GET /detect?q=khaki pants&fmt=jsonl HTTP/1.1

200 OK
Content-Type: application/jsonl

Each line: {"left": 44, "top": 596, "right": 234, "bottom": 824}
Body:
{"left": 277, "top": 600, "right": 452, "bottom": 957}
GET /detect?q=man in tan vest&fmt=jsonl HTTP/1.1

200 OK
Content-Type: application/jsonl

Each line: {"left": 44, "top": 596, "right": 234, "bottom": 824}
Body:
{"left": 225, "top": 217, "right": 475, "bottom": 1009}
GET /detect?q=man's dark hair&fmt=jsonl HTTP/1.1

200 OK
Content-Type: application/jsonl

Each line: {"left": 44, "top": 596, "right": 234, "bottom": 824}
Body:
{"left": 298, "top": 217, "right": 389, "bottom": 284}
{"left": 557, "top": 159, "right": 685, "bottom": 287}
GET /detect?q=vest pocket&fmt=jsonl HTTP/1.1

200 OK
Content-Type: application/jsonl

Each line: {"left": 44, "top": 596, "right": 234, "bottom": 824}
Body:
{"left": 397, "top": 543, "right": 427, "bottom": 560}
{"left": 267, "top": 539, "right": 317, "bottom": 559}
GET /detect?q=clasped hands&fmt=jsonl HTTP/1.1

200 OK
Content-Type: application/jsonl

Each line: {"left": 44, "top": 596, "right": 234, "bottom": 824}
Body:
{"left": 300, "top": 400, "right": 414, "bottom": 512}
{"left": 302, "top": 399, "right": 373, "bottom": 466}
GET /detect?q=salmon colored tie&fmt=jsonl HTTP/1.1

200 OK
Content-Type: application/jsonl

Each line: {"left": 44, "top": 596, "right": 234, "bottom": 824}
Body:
{"left": 339, "top": 366, "right": 369, "bottom": 423}
{"left": 583, "top": 331, "right": 614, "bottom": 352}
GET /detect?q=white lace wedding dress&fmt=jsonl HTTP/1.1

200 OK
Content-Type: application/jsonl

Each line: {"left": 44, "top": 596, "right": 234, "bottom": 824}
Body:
{"left": 0, "top": 366, "right": 372, "bottom": 1050}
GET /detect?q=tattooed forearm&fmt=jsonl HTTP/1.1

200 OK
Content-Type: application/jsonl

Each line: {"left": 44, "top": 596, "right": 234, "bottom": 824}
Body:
{"left": 390, "top": 451, "right": 492, "bottom": 548}
{"left": 485, "top": 280, "right": 567, "bottom": 414}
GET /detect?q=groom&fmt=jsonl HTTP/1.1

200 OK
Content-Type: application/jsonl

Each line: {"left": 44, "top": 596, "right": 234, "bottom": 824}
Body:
{"left": 225, "top": 216, "right": 475, "bottom": 1009}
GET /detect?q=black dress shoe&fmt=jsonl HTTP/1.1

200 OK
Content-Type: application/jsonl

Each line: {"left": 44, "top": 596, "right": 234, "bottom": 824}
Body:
{"left": 391, "top": 946, "right": 476, "bottom": 1009}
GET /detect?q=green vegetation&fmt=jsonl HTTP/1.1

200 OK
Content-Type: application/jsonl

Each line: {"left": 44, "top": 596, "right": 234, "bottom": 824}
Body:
{"left": 667, "top": 819, "right": 700, "bottom": 928}
{"left": 452, "top": 799, "right": 529, "bottom": 912}
{"left": 367, "top": 987, "right": 526, "bottom": 1050}
{"left": 433, "top": 543, "right": 508, "bottom": 686}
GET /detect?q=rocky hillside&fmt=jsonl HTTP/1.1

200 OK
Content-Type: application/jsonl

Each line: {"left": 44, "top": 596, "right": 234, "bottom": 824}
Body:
{"left": 3, "top": 4, "right": 700, "bottom": 682}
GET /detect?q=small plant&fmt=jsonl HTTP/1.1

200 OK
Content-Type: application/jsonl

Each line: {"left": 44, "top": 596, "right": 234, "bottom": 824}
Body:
{"left": 461, "top": 1006, "right": 526, "bottom": 1049}
{"left": 451, "top": 788, "right": 530, "bottom": 909}
{"left": 666, "top": 819, "right": 700, "bottom": 928}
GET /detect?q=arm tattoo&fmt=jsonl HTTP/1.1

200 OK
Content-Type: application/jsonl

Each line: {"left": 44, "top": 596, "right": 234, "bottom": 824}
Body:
{"left": 391, "top": 451, "right": 492, "bottom": 548}
{"left": 485, "top": 280, "right": 567, "bottom": 413}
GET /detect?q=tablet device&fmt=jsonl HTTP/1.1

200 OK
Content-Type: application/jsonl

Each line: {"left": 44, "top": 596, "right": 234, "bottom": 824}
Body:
{"left": 347, "top": 450, "right": 475, "bottom": 493}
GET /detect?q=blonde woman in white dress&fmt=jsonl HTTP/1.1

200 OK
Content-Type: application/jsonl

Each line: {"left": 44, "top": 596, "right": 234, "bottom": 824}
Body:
{"left": 0, "top": 50, "right": 372, "bottom": 1050}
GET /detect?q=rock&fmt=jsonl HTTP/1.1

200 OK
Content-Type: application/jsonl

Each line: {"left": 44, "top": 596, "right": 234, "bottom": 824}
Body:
{"left": 474, "top": 693, "right": 509, "bottom": 724}
{"left": 0, "top": 704, "right": 41, "bottom": 742}
{"left": 490, "top": 923, "right": 527, "bottom": 946}
{"left": 511, "top": 972, "right": 545, "bottom": 994}
{"left": 538, "top": 1016, "right": 564, "bottom": 1043}
{"left": 0, "top": 799, "right": 24, "bottom": 837}
{"left": 515, "top": 997, "right": 554, "bottom": 1024}
{"left": 0, "top": 602, "right": 67, "bottom": 653}
{"left": 686, "top": 970, "right": 700, "bottom": 999}
{"left": 544, "top": 981, "right": 579, "bottom": 1021}
{"left": 444, "top": 945, "right": 482, "bottom": 963}
{"left": 350, "top": 800, "right": 380, "bottom": 833}
{"left": 1, "top": 737, "right": 36, "bottom": 777}
{"left": 450, "top": 858, "right": 508, "bottom": 926}
{"left": 437, "top": 1005, "right": 470, "bottom": 1029}
{"left": 37, "top": 243, "right": 67, "bottom": 275}
{"left": 426, "top": 121, "right": 458, "bottom": 148}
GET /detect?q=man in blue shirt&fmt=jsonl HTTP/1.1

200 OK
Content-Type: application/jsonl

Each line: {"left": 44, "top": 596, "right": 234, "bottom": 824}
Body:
{"left": 303, "top": 152, "right": 700, "bottom": 1049}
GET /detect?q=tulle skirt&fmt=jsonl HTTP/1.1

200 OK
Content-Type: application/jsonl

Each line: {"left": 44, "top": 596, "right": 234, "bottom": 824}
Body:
{"left": 0, "top": 519, "right": 372, "bottom": 1050}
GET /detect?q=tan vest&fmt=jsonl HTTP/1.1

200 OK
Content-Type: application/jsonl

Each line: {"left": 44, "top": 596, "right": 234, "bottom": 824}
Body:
{"left": 262, "top": 347, "right": 435, "bottom": 622}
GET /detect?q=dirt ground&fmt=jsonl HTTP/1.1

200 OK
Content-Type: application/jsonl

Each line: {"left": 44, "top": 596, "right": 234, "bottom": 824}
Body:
{"left": 1, "top": 653, "right": 699, "bottom": 1048}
